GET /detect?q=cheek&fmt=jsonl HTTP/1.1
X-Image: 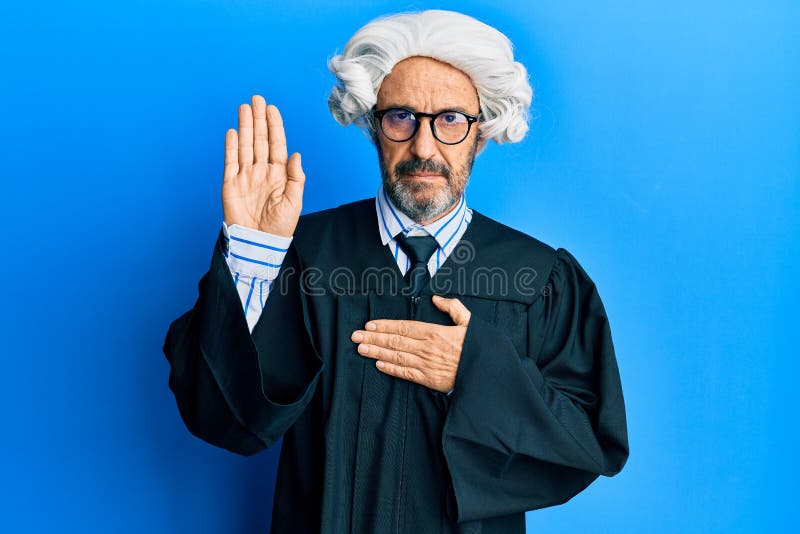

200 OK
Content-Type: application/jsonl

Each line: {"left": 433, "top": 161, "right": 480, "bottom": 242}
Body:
{"left": 380, "top": 142, "right": 409, "bottom": 168}
{"left": 444, "top": 150, "right": 470, "bottom": 173}
{"left": 456, "top": 138, "right": 481, "bottom": 171}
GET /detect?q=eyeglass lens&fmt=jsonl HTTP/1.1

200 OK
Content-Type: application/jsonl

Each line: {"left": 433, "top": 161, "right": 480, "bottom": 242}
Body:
{"left": 381, "top": 109, "right": 471, "bottom": 143}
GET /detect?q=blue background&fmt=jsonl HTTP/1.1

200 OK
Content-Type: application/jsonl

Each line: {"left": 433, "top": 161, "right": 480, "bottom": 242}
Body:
{"left": 1, "top": 1, "right": 797, "bottom": 532}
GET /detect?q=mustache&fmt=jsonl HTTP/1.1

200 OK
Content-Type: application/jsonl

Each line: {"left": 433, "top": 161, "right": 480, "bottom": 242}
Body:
{"left": 394, "top": 158, "right": 451, "bottom": 180}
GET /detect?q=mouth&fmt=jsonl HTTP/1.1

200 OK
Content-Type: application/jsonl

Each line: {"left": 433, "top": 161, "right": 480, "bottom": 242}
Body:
{"left": 403, "top": 173, "right": 443, "bottom": 180}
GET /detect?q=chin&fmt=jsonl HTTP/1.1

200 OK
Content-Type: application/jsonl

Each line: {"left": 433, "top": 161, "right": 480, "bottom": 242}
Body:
{"left": 395, "top": 186, "right": 456, "bottom": 222}
{"left": 406, "top": 182, "right": 439, "bottom": 195}
{"left": 400, "top": 184, "right": 445, "bottom": 205}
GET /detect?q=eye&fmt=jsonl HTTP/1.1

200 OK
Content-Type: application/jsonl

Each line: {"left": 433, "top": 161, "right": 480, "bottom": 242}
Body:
{"left": 436, "top": 112, "right": 467, "bottom": 128}
{"left": 386, "top": 109, "right": 414, "bottom": 122}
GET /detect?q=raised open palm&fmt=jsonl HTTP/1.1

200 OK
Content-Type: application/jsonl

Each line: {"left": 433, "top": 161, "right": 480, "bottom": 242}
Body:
{"left": 222, "top": 95, "right": 305, "bottom": 237}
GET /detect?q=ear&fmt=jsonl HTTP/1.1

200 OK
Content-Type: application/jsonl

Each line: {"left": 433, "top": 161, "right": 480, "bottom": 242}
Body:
{"left": 476, "top": 135, "right": 489, "bottom": 155}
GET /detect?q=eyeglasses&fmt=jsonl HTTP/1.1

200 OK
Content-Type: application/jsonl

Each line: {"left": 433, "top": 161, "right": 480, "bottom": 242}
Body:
{"left": 373, "top": 107, "right": 480, "bottom": 145}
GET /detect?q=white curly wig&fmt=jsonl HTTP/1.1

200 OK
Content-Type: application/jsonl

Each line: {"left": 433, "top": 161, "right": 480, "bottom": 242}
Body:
{"left": 327, "top": 9, "right": 533, "bottom": 144}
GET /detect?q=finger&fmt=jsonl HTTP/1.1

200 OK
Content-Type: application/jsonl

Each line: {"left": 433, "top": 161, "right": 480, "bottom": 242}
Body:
{"left": 351, "top": 330, "right": 423, "bottom": 354}
{"left": 357, "top": 342, "right": 421, "bottom": 369}
{"left": 285, "top": 152, "right": 306, "bottom": 206}
{"left": 266, "top": 105, "right": 288, "bottom": 165}
{"left": 223, "top": 129, "right": 239, "bottom": 181}
{"left": 364, "top": 319, "right": 440, "bottom": 340}
{"left": 375, "top": 359, "right": 426, "bottom": 386}
{"left": 252, "top": 95, "right": 268, "bottom": 163}
{"left": 238, "top": 103, "right": 254, "bottom": 166}
{"left": 432, "top": 295, "right": 471, "bottom": 326}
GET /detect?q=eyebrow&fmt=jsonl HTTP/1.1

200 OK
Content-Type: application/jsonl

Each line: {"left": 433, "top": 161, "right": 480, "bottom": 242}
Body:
{"left": 383, "top": 104, "right": 477, "bottom": 115}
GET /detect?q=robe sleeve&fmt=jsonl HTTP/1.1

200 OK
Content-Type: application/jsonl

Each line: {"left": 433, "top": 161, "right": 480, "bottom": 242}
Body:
{"left": 441, "top": 247, "right": 629, "bottom": 522}
{"left": 162, "top": 230, "right": 324, "bottom": 455}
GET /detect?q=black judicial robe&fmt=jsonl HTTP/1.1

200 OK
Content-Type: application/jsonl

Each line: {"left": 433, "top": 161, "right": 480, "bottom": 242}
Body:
{"left": 163, "top": 197, "right": 629, "bottom": 533}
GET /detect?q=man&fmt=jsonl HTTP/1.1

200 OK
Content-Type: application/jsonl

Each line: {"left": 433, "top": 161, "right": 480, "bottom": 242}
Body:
{"left": 163, "top": 9, "right": 629, "bottom": 534}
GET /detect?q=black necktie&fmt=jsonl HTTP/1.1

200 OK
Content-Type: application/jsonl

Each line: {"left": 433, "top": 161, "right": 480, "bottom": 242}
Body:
{"left": 394, "top": 233, "right": 439, "bottom": 296}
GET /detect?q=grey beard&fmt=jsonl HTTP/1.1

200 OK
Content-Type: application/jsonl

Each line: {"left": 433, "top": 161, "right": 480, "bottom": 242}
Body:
{"left": 383, "top": 178, "right": 458, "bottom": 223}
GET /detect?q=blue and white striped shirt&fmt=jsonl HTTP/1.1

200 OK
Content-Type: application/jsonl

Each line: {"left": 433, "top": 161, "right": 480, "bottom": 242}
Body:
{"left": 223, "top": 184, "right": 473, "bottom": 333}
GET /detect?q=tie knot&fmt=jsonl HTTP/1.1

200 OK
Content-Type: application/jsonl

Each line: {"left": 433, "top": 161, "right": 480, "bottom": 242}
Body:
{"left": 394, "top": 233, "right": 439, "bottom": 265}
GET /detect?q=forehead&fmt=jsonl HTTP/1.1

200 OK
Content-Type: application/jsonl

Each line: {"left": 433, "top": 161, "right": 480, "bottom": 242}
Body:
{"left": 376, "top": 56, "right": 479, "bottom": 112}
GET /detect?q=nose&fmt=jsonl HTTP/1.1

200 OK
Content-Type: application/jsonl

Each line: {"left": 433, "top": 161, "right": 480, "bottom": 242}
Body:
{"left": 409, "top": 117, "right": 438, "bottom": 160}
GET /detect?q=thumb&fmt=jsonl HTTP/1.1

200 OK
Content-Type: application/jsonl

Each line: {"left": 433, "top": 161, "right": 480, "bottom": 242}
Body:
{"left": 432, "top": 295, "right": 471, "bottom": 327}
{"left": 285, "top": 152, "right": 306, "bottom": 205}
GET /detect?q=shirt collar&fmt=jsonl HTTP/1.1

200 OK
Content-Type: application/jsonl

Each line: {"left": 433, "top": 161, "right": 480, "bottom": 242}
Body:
{"left": 375, "top": 183, "right": 468, "bottom": 248}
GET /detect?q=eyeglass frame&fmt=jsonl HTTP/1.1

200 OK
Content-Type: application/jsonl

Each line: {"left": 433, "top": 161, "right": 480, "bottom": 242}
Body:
{"left": 372, "top": 106, "right": 481, "bottom": 145}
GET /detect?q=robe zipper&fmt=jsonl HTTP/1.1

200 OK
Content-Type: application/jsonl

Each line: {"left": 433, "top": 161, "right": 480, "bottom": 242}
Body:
{"left": 395, "top": 294, "right": 420, "bottom": 532}
{"left": 395, "top": 376, "right": 410, "bottom": 533}
{"left": 410, "top": 295, "right": 421, "bottom": 316}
